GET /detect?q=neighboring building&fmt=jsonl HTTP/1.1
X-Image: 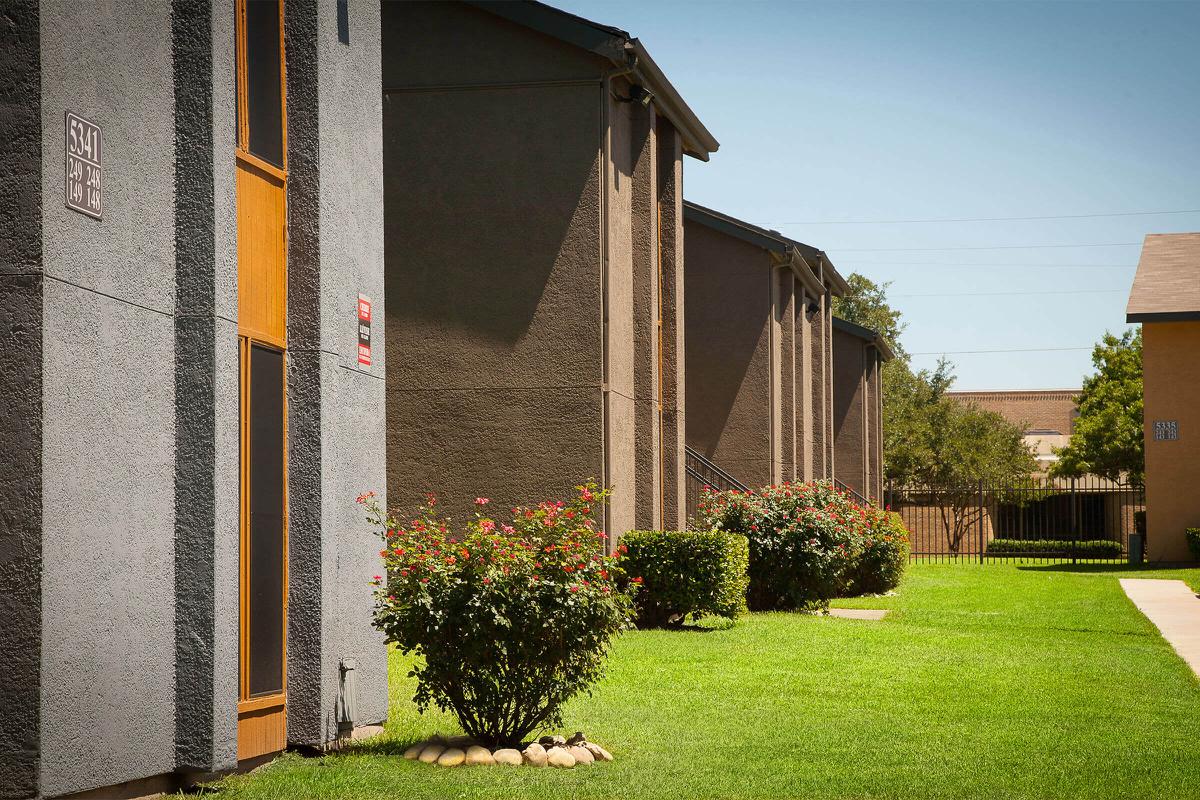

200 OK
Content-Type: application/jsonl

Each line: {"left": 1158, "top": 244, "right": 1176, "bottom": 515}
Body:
{"left": 682, "top": 202, "right": 848, "bottom": 489}
{"left": 382, "top": 1, "right": 718, "bottom": 535}
{"left": 946, "top": 389, "right": 1080, "bottom": 471}
{"left": 831, "top": 317, "right": 894, "bottom": 504}
{"left": 1127, "top": 232, "right": 1200, "bottom": 562}
{"left": 2, "top": 2, "right": 387, "bottom": 797}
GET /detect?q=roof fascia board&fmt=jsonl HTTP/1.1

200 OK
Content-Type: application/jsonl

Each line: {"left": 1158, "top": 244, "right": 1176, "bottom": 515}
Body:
{"left": 1126, "top": 310, "right": 1200, "bottom": 323}
{"left": 626, "top": 40, "right": 719, "bottom": 161}
{"left": 684, "top": 202, "right": 789, "bottom": 255}
{"left": 465, "top": 0, "right": 629, "bottom": 60}
{"left": 833, "top": 315, "right": 895, "bottom": 361}
{"left": 791, "top": 251, "right": 826, "bottom": 298}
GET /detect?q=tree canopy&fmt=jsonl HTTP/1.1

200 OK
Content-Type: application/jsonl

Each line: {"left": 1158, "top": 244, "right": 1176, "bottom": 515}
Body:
{"left": 1051, "top": 328, "right": 1143, "bottom": 484}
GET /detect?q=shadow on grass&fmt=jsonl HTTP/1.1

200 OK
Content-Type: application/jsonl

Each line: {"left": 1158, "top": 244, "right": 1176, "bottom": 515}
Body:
{"left": 1017, "top": 562, "right": 1194, "bottom": 575}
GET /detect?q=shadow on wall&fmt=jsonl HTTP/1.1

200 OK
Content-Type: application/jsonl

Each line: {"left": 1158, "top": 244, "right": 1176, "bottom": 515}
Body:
{"left": 383, "top": 87, "right": 599, "bottom": 349}
{"left": 685, "top": 225, "right": 773, "bottom": 464}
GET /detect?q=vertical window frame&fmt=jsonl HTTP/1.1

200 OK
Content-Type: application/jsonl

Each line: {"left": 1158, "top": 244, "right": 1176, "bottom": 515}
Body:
{"left": 235, "top": 0, "right": 288, "bottom": 179}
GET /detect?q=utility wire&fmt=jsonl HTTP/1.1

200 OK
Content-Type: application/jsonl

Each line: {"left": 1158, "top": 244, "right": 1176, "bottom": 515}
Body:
{"left": 765, "top": 208, "right": 1200, "bottom": 225}
{"left": 893, "top": 289, "right": 1124, "bottom": 298}
{"left": 911, "top": 346, "right": 1093, "bottom": 355}
{"left": 840, "top": 261, "right": 1135, "bottom": 268}
{"left": 831, "top": 242, "right": 1142, "bottom": 252}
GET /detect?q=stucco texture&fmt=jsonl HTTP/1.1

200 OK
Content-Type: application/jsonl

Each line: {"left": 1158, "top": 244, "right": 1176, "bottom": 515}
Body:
{"left": 683, "top": 220, "right": 774, "bottom": 487}
{"left": 382, "top": 2, "right": 609, "bottom": 526}
{"left": 1143, "top": 321, "right": 1200, "bottom": 562}
{"left": 38, "top": 2, "right": 178, "bottom": 796}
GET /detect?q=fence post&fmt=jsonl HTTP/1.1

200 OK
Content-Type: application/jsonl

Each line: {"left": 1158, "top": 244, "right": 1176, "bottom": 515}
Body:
{"left": 978, "top": 480, "right": 985, "bottom": 565}
{"left": 1071, "top": 477, "right": 1078, "bottom": 566}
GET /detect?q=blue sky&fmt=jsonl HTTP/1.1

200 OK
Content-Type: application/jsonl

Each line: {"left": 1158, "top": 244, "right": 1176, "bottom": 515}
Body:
{"left": 558, "top": 0, "right": 1200, "bottom": 390}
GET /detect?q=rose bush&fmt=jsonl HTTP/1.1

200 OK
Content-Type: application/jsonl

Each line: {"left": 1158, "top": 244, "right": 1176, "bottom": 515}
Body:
{"left": 359, "top": 482, "right": 637, "bottom": 746}
{"left": 694, "top": 481, "right": 908, "bottom": 610}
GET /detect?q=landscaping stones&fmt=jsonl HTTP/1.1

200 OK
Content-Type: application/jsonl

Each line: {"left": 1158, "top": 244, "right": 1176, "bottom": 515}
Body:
{"left": 547, "top": 747, "right": 576, "bottom": 768}
{"left": 404, "top": 733, "right": 613, "bottom": 770}
{"left": 566, "top": 745, "right": 593, "bottom": 764}
{"left": 465, "top": 746, "right": 495, "bottom": 766}
{"left": 417, "top": 744, "right": 445, "bottom": 764}
{"left": 437, "top": 748, "right": 466, "bottom": 767}
{"left": 493, "top": 748, "right": 523, "bottom": 766}
{"left": 522, "top": 743, "right": 548, "bottom": 767}
{"left": 583, "top": 742, "right": 613, "bottom": 762}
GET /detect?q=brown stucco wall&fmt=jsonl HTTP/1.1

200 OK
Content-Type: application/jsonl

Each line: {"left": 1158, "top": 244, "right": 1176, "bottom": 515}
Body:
{"left": 657, "top": 120, "right": 686, "bottom": 529}
{"left": 683, "top": 220, "right": 774, "bottom": 487}
{"left": 382, "top": 3, "right": 609, "bottom": 525}
{"left": 832, "top": 327, "right": 866, "bottom": 496}
{"left": 1143, "top": 320, "right": 1200, "bottom": 561}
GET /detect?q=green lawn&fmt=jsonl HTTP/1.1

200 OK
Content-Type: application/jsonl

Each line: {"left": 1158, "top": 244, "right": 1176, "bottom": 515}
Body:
{"left": 200, "top": 563, "right": 1200, "bottom": 799}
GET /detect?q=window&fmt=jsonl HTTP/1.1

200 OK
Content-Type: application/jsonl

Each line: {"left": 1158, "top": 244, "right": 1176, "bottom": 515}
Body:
{"left": 239, "top": 0, "right": 285, "bottom": 167}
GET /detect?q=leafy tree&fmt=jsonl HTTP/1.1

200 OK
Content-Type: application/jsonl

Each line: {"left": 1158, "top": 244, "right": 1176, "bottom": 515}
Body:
{"left": 1051, "top": 328, "right": 1143, "bottom": 484}
{"left": 909, "top": 398, "right": 1038, "bottom": 552}
{"left": 834, "top": 273, "right": 1037, "bottom": 550}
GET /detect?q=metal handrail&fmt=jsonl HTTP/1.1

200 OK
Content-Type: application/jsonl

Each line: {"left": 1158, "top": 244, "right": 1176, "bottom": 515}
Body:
{"left": 833, "top": 477, "right": 871, "bottom": 507}
{"left": 684, "top": 445, "right": 750, "bottom": 493}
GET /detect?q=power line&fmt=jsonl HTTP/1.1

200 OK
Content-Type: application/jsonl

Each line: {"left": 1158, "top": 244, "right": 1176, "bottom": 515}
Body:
{"left": 765, "top": 208, "right": 1200, "bottom": 225}
{"left": 893, "top": 289, "right": 1124, "bottom": 298}
{"left": 839, "top": 261, "right": 1135, "bottom": 268}
{"left": 911, "top": 346, "right": 1093, "bottom": 355}
{"left": 831, "top": 242, "right": 1142, "bottom": 252}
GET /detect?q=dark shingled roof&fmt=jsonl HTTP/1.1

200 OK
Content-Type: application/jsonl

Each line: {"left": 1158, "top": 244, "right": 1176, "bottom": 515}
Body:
{"left": 1126, "top": 233, "right": 1200, "bottom": 323}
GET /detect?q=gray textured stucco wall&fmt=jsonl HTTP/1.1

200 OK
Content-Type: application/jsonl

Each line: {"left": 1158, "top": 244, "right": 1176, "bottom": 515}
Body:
{"left": 382, "top": 2, "right": 608, "bottom": 527}
{"left": 172, "top": 0, "right": 241, "bottom": 775}
{"left": 0, "top": 3, "right": 42, "bottom": 797}
{"left": 832, "top": 327, "right": 867, "bottom": 498}
{"left": 317, "top": 0, "right": 389, "bottom": 737}
{"left": 38, "top": 3, "right": 178, "bottom": 796}
{"left": 683, "top": 220, "right": 773, "bottom": 487}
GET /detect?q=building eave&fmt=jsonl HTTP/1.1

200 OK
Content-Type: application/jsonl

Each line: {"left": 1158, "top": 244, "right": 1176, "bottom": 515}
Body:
{"left": 833, "top": 315, "right": 895, "bottom": 362}
{"left": 467, "top": 1, "right": 718, "bottom": 161}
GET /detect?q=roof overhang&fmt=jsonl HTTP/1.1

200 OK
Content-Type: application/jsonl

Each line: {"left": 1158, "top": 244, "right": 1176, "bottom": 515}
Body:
{"left": 833, "top": 316, "right": 896, "bottom": 362}
{"left": 1126, "top": 310, "right": 1200, "bottom": 323}
{"left": 684, "top": 201, "right": 849, "bottom": 297}
{"left": 468, "top": 1, "right": 718, "bottom": 161}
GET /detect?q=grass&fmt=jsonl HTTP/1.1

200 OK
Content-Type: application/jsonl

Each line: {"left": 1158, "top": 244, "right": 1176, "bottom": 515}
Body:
{"left": 199, "top": 563, "right": 1200, "bottom": 799}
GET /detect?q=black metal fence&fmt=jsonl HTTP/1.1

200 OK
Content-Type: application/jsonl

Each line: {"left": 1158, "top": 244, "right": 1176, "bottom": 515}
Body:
{"left": 684, "top": 446, "right": 749, "bottom": 522}
{"left": 885, "top": 475, "right": 1144, "bottom": 564}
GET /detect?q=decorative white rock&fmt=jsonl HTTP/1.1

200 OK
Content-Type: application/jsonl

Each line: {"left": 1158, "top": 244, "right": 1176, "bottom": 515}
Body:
{"left": 566, "top": 745, "right": 594, "bottom": 765}
{"left": 583, "top": 742, "right": 613, "bottom": 762}
{"left": 418, "top": 744, "right": 446, "bottom": 764}
{"left": 437, "top": 748, "right": 466, "bottom": 767}
{"left": 465, "top": 745, "right": 495, "bottom": 766}
{"left": 493, "top": 748, "right": 523, "bottom": 766}
{"left": 547, "top": 747, "right": 576, "bottom": 768}
{"left": 522, "top": 742, "right": 548, "bottom": 767}
{"left": 540, "top": 735, "right": 567, "bottom": 746}
{"left": 403, "top": 743, "right": 424, "bottom": 760}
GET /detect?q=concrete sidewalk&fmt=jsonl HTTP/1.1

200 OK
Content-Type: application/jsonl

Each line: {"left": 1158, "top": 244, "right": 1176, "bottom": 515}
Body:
{"left": 1120, "top": 578, "right": 1200, "bottom": 677}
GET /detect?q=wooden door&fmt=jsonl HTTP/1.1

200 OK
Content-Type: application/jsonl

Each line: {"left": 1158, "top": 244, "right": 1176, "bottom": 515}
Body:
{"left": 235, "top": 0, "right": 289, "bottom": 761}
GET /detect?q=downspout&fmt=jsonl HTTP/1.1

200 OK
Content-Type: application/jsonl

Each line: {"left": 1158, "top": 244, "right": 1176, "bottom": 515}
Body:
{"left": 598, "top": 53, "right": 637, "bottom": 547}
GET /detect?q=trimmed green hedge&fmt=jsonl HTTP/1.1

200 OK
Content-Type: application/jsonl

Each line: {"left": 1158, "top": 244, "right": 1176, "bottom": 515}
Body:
{"left": 986, "top": 538, "right": 1122, "bottom": 557}
{"left": 621, "top": 530, "right": 749, "bottom": 628}
{"left": 1186, "top": 528, "right": 1200, "bottom": 561}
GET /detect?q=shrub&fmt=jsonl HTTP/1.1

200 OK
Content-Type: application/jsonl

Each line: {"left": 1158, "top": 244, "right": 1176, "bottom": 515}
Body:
{"left": 359, "top": 482, "right": 637, "bottom": 746}
{"left": 621, "top": 530, "right": 749, "bottom": 627}
{"left": 695, "top": 481, "right": 902, "bottom": 611}
{"left": 1186, "top": 528, "right": 1200, "bottom": 562}
{"left": 846, "top": 511, "right": 910, "bottom": 595}
{"left": 985, "top": 538, "right": 1122, "bottom": 557}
